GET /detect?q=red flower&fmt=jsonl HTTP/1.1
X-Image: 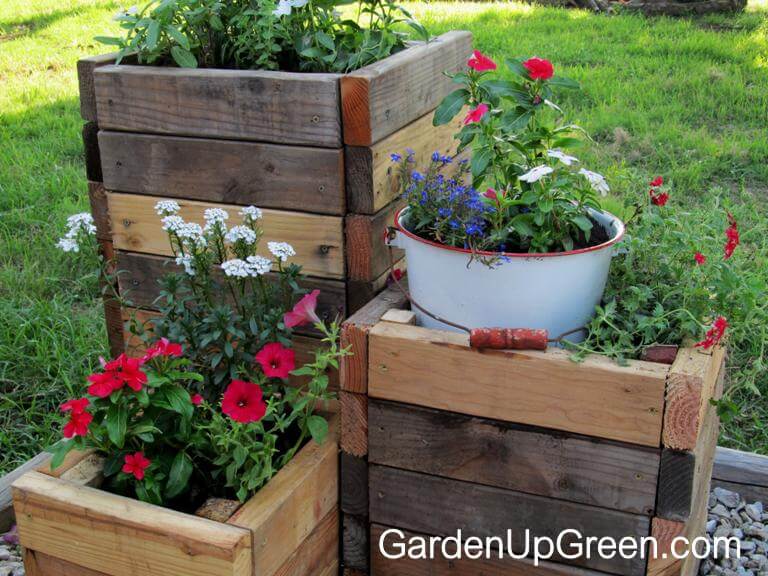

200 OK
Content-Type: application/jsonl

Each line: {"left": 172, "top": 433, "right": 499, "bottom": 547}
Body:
{"left": 464, "top": 103, "right": 489, "bottom": 125}
{"left": 63, "top": 411, "right": 93, "bottom": 439}
{"left": 650, "top": 176, "right": 664, "bottom": 187}
{"left": 122, "top": 452, "right": 151, "bottom": 481}
{"left": 284, "top": 289, "right": 321, "bottom": 328}
{"left": 695, "top": 316, "right": 728, "bottom": 350}
{"left": 190, "top": 393, "right": 203, "bottom": 406}
{"left": 60, "top": 397, "right": 90, "bottom": 414}
{"left": 468, "top": 50, "right": 497, "bottom": 72}
{"left": 694, "top": 252, "right": 707, "bottom": 265}
{"left": 255, "top": 342, "right": 296, "bottom": 379}
{"left": 650, "top": 190, "right": 669, "bottom": 206}
{"left": 724, "top": 213, "right": 739, "bottom": 260}
{"left": 141, "top": 338, "right": 183, "bottom": 363}
{"left": 483, "top": 187, "right": 499, "bottom": 201}
{"left": 523, "top": 57, "right": 554, "bottom": 81}
{"left": 87, "top": 354, "right": 148, "bottom": 397}
{"left": 222, "top": 380, "right": 267, "bottom": 424}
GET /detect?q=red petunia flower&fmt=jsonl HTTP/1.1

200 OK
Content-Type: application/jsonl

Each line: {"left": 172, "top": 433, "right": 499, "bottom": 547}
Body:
{"left": 222, "top": 380, "right": 267, "bottom": 424}
{"left": 63, "top": 410, "right": 93, "bottom": 439}
{"left": 694, "top": 252, "right": 707, "bottom": 265}
{"left": 468, "top": 50, "right": 497, "bottom": 72}
{"left": 60, "top": 397, "right": 90, "bottom": 414}
{"left": 695, "top": 316, "right": 728, "bottom": 350}
{"left": 141, "top": 338, "right": 183, "bottom": 363}
{"left": 88, "top": 354, "right": 148, "bottom": 397}
{"left": 523, "top": 57, "right": 554, "bottom": 81}
{"left": 122, "top": 452, "right": 151, "bottom": 481}
{"left": 284, "top": 290, "right": 321, "bottom": 328}
{"left": 255, "top": 342, "right": 296, "bottom": 379}
{"left": 650, "top": 176, "right": 664, "bottom": 187}
{"left": 464, "top": 103, "right": 489, "bottom": 125}
{"left": 484, "top": 187, "right": 499, "bottom": 201}
{"left": 190, "top": 393, "right": 203, "bottom": 406}
{"left": 724, "top": 213, "right": 739, "bottom": 260}
{"left": 650, "top": 190, "right": 669, "bottom": 206}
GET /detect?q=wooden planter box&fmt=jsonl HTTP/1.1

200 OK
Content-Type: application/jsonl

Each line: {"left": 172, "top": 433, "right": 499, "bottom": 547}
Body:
{"left": 13, "top": 416, "right": 339, "bottom": 576}
{"left": 76, "top": 32, "right": 473, "bottom": 357}
{"left": 338, "top": 287, "right": 726, "bottom": 576}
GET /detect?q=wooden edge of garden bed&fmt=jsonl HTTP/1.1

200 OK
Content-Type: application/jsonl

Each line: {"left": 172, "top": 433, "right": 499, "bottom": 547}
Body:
{"left": 12, "top": 414, "right": 339, "bottom": 576}
{"left": 711, "top": 447, "right": 768, "bottom": 504}
{"left": 341, "top": 30, "right": 473, "bottom": 146}
{"left": 93, "top": 65, "right": 343, "bottom": 147}
{"left": 77, "top": 52, "right": 119, "bottom": 122}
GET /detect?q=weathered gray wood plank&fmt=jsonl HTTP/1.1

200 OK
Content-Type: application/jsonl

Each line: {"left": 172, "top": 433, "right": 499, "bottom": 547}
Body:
{"left": 368, "top": 400, "right": 660, "bottom": 515}
{"left": 98, "top": 131, "right": 345, "bottom": 215}
{"left": 369, "top": 465, "right": 650, "bottom": 575}
{"left": 94, "top": 66, "right": 343, "bottom": 147}
{"left": 0, "top": 452, "right": 50, "bottom": 532}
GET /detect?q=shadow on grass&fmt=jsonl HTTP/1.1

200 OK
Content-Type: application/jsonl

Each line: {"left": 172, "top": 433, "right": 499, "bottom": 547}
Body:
{"left": 0, "top": 1, "right": 120, "bottom": 42}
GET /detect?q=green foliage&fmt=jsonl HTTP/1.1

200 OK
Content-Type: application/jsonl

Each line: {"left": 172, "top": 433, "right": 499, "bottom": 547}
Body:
{"left": 99, "top": 0, "right": 428, "bottom": 72}
{"left": 432, "top": 55, "right": 610, "bottom": 253}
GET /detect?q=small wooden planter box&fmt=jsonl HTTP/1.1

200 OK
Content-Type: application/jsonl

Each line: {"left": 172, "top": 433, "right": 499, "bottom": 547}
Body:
{"left": 76, "top": 32, "right": 472, "bottom": 357}
{"left": 13, "top": 416, "right": 339, "bottom": 576}
{"left": 338, "top": 288, "right": 726, "bottom": 576}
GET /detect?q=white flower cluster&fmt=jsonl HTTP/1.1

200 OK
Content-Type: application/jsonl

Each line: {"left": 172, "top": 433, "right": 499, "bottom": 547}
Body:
{"left": 161, "top": 215, "right": 184, "bottom": 232}
{"left": 239, "top": 205, "right": 263, "bottom": 223}
{"left": 56, "top": 212, "right": 96, "bottom": 253}
{"left": 155, "top": 200, "right": 180, "bottom": 216}
{"left": 175, "top": 254, "right": 195, "bottom": 276}
{"left": 204, "top": 208, "right": 229, "bottom": 227}
{"left": 579, "top": 169, "right": 610, "bottom": 197}
{"left": 273, "top": 0, "right": 308, "bottom": 16}
{"left": 225, "top": 225, "right": 257, "bottom": 245}
{"left": 221, "top": 255, "right": 273, "bottom": 278}
{"left": 246, "top": 255, "right": 272, "bottom": 276}
{"left": 177, "top": 222, "right": 207, "bottom": 247}
{"left": 268, "top": 241, "right": 295, "bottom": 262}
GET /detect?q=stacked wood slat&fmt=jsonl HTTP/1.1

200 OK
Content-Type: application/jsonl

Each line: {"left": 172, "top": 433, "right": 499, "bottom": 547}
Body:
{"left": 339, "top": 291, "right": 726, "bottom": 576}
{"left": 75, "top": 31, "right": 473, "bottom": 363}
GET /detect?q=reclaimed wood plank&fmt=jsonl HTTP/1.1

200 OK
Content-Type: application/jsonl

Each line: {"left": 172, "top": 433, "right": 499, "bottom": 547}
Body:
{"left": 368, "top": 399, "right": 660, "bottom": 515}
{"left": 227, "top": 414, "right": 339, "bottom": 576}
{"left": 646, "top": 517, "right": 686, "bottom": 576}
{"left": 345, "top": 256, "right": 405, "bottom": 314}
{"left": 115, "top": 251, "right": 346, "bottom": 336}
{"left": 99, "top": 132, "right": 346, "bottom": 216}
{"left": 341, "top": 31, "right": 473, "bottom": 146}
{"left": 341, "top": 452, "right": 368, "bottom": 517}
{"left": 107, "top": 192, "right": 345, "bottom": 279}
{"left": 77, "top": 53, "right": 118, "bottom": 122}
{"left": 121, "top": 307, "right": 339, "bottom": 390}
{"left": 341, "top": 391, "right": 368, "bottom": 457}
{"left": 368, "top": 322, "right": 670, "bottom": 447}
{"left": 82, "top": 122, "right": 102, "bottom": 182}
{"left": 656, "top": 450, "right": 695, "bottom": 522}
{"left": 710, "top": 479, "right": 768, "bottom": 506}
{"left": 273, "top": 508, "right": 339, "bottom": 576}
{"left": 87, "top": 181, "right": 111, "bottom": 242}
{"left": 345, "top": 110, "right": 464, "bottom": 214}
{"left": 369, "top": 465, "right": 650, "bottom": 575}
{"left": 13, "top": 471, "right": 253, "bottom": 576}
{"left": 340, "top": 284, "right": 409, "bottom": 393}
{"left": 343, "top": 513, "right": 369, "bottom": 571}
{"left": 713, "top": 446, "right": 768, "bottom": 488}
{"left": 95, "top": 65, "right": 343, "bottom": 147}
{"left": 662, "top": 347, "right": 725, "bottom": 451}
{"left": 24, "top": 549, "right": 111, "bottom": 576}
{"left": 104, "top": 295, "right": 125, "bottom": 357}
{"left": 371, "top": 524, "right": 614, "bottom": 576}
{"left": 0, "top": 452, "right": 51, "bottom": 532}
{"left": 345, "top": 198, "right": 404, "bottom": 282}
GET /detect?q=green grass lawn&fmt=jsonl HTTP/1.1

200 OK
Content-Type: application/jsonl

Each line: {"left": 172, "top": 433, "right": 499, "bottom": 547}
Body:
{"left": 1, "top": 0, "right": 767, "bottom": 474}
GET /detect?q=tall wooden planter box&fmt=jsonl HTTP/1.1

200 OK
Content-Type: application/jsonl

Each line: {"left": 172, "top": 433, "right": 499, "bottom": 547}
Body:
{"left": 13, "top": 416, "right": 339, "bottom": 576}
{"left": 338, "top": 288, "right": 726, "bottom": 576}
{"left": 76, "top": 31, "right": 473, "bottom": 358}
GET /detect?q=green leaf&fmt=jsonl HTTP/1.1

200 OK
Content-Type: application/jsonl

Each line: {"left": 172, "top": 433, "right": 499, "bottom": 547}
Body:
{"left": 106, "top": 403, "right": 128, "bottom": 448}
{"left": 433, "top": 89, "right": 469, "bottom": 126}
{"left": 164, "top": 386, "right": 194, "bottom": 419}
{"left": 510, "top": 214, "right": 535, "bottom": 237}
{"left": 170, "top": 46, "right": 197, "bottom": 68}
{"left": 233, "top": 445, "right": 247, "bottom": 468}
{"left": 165, "top": 451, "right": 193, "bottom": 499}
{"left": 471, "top": 147, "right": 493, "bottom": 180}
{"left": 505, "top": 58, "right": 529, "bottom": 79}
{"left": 164, "top": 25, "right": 190, "bottom": 50}
{"left": 500, "top": 109, "right": 533, "bottom": 133}
{"left": 146, "top": 20, "right": 160, "bottom": 50}
{"left": 307, "top": 415, "right": 329, "bottom": 444}
{"left": 572, "top": 215, "right": 594, "bottom": 233}
{"left": 548, "top": 75, "right": 580, "bottom": 90}
{"left": 94, "top": 36, "right": 124, "bottom": 47}
{"left": 49, "top": 440, "right": 76, "bottom": 470}
{"left": 315, "top": 31, "right": 336, "bottom": 51}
